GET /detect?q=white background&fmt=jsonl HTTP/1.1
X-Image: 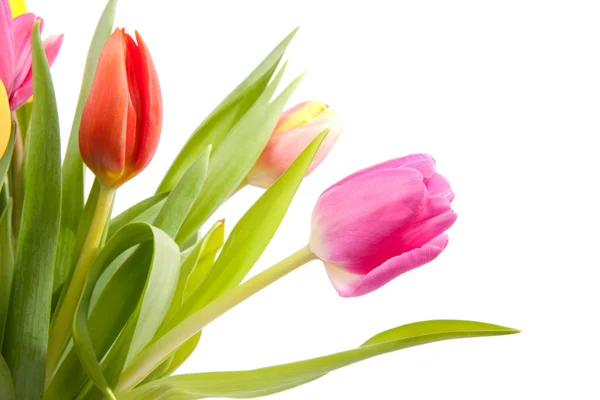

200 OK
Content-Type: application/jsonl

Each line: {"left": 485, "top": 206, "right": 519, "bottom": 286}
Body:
{"left": 29, "top": 0, "right": 600, "bottom": 398}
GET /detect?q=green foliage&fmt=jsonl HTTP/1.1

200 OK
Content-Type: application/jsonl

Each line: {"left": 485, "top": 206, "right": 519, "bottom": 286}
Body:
{"left": 119, "top": 321, "right": 519, "bottom": 400}
{"left": 2, "top": 23, "right": 62, "bottom": 399}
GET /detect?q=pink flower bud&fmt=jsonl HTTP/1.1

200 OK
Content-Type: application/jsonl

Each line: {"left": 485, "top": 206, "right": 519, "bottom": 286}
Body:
{"left": 246, "top": 101, "right": 342, "bottom": 188}
{"left": 309, "top": 154, "right": 456, "bottom": 297}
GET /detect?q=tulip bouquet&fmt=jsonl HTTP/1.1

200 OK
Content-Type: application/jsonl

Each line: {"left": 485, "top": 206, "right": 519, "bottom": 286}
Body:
{"left": 0, "top": 0, "right": 519, "bottom": 399}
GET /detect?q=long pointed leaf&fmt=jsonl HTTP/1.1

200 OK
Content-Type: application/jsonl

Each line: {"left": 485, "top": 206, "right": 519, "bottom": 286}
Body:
{"left": 157, "top": 28, "right": 298, "bottom": 193}
{"left": 176, "top": 68, "right": 305, "bottom": 244}
{"left": 2, "top": 23, "right": 62, "bottom": 399}
{"left": 163, "top": 130, "right": 326, "bottom": 336}
{"left": 120, "top": 321, "right": 519, "bottom": 400}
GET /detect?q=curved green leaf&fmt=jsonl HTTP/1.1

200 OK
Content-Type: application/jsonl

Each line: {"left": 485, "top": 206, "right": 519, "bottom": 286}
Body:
{"left": 120, "top": 321, "right": 519, "bottom": 400}
{"left": 107, "top": 192, "right": 168, "bottom": 239}
{"left": 2, "top": 23, "right": 62, "bottom": 400}
{"left": 72, "top": 222, "right": 180, "bottom": 399}
{"left": 0, "top": 354, "right": 14, "bottom": 400}
{"left": 163, "top": 130, "right": 327, "bottom": 335}
{"left": 157, "top": 28, "right": 298, "bottom": 194}
{"left": 47, "top": 150, "right": 214, "bottom": 398}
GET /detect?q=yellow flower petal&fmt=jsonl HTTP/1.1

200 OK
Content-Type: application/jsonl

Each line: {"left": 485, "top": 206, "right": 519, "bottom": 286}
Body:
{"left": 0, "top": 81, "right": 10, "bottom": 159}
{"left": 8, "top": 0, "right": 27, "bottom": 17}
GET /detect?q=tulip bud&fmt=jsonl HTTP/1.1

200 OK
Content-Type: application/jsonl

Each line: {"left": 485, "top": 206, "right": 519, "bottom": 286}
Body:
{"left": 79, "top": 29, "right": 162, "bottom": 188}
{"left": 246, "top": 101, "right": 342, "bottom": 188}
{"left": 309, "top": 154, "right": 457, "bottom": 297}
{"left": 0, "top": 80, "right": 9, "bottom": 158}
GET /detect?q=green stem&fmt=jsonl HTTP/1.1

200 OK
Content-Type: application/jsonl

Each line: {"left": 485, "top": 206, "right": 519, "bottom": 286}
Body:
{"left": 46, "top": 184, "right": 116, "bottom": 382}
{"left": 116, "top": 246, "right": 317, "bottom": 393}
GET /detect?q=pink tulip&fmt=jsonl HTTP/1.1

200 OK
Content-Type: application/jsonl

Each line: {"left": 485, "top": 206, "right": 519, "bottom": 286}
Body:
{"left": 309, "top": 154, "right": 456, "bottom": 297}
{"left": 246, "top": 101, "right": 342, "bottom": 188}
{"left": 0, "top": 0, "right": 63, "bottom": 110}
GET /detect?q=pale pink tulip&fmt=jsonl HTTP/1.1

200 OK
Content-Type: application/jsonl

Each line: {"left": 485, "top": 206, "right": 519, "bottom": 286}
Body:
{"left": 0, "top": 0, "right": 63, "bottom": 110}
{"left": 246, "top": 101, "right": 342, "bottom": 188}
{"left": 309, "top": 154, "right": 456, "bottom": 297}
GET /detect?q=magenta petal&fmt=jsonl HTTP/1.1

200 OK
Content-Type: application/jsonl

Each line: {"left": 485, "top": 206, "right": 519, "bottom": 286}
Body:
{"left": 0, "top": 0, "right": 14, "bottom": 92}
{"left": 401, "top": 208, "right": 457, "bottom": 251}
{"left": 339, "top": 234, "right": 450, "bottom": 297}
{"left": 10, "top": 34, "right": 63, "bottom": 110}
{"left": 11, "top": 13, "right": 37, "bottom": 92}
{"left": 310, "top": 167, "right": 427, "bottom": 263}
{"left": 426, "top": 172, "right": 454, "bottom": 202}
{"left": 325, "top": 154, "right": 435, "bottom": 194}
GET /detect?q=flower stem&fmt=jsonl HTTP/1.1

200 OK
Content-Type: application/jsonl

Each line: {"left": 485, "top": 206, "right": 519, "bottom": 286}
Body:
{"left": 45, "top": 184, "right": 116, "bottom": 382}
{"left": 116, "top": 246, "right": 317, "bottom": 393}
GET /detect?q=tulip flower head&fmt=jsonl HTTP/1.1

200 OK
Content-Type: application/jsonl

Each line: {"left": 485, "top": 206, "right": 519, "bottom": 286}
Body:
{"left": 0, "top": 80, "right": 9, "bottom": 157}
{"left": 246, "top": 101, "right": 342, "bottom": 188}
{"left": 0, "top": 0, "right": 63, "bottom": 110}
{"left": 309, "top": 154, "right": 456, "bottom": 297}
{"left": 79, "top": 29, "right": 162, "bottom": 188}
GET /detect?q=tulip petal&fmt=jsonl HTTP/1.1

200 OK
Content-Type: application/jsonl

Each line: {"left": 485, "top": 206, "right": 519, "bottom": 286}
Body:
{"left": 310, "top": 167, "right": 427, "bottom": 265}
{"left": 250, "top": 116, "right": 342, "bottom": 188}
{"left": 0, "top": 0, "right": 14, "bottom": 92}
{"left": 11, "top": 13, "right": 37, "bottom": 92}
{"left": 400, "top": 206, "right": 457, "bottom": 252}
{"left": 9, "top": 33, "right": 63, "bottom": 111}
{"left": 324, "top": 153, "right": 436, "bottom": 195}
{"left": 329, "top": 234, "right": 449, "bottom": 297}
{"left": 425, "top": 172, "right": 454, "bottom": 201}
{"left": 79, "top": 31, "right": 129, "bottom": 182}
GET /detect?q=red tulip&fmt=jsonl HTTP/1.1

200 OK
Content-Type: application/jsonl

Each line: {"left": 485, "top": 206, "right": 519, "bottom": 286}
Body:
{"left": 79, "top": 29, "right": 162, "bottom": 188}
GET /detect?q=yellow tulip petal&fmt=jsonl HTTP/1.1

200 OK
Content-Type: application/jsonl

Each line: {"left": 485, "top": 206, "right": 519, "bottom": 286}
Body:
{"left": 0, "top": 81, "right": 10, "bottom": 158}
{"left": 8, "top": 0, "right": 27, "bottom": 17}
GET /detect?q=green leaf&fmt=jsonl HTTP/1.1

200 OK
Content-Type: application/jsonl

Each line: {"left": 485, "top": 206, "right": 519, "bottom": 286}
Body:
{"left": 173, "top": 220, "right": 225, "bottom": 315}
{"left": 153, "top": 146, "right": 211, "bottom": 239}
{"left": 120, "top": 320, "right": 519, "bottom": 400}
{"left": 45, "top": 248, "right": 150, "bottom": 400}
{"left": 0, "top": 127, "right": 15, "bottom": 193}
{"left": 0, "top": 200, "right": 13, "bottom": 348}
{"left": 0, "top": 354, "right": 14, "bottom": 400}
{"left": 176, "top": 67, "right": 305, "bottom": 244}
{"left": 163, "top": 130, "right": 327, "bottom": 335}
{"left": 47, "top": 151, "right": 213, "bottom": 398}
{"left": 107, "top": 192, "right": 168, "bottom": 239}
{"left": 140, "top": 221, "right": 225, "bottom": 385}
{"left": 2, "top": 23, "right": 62, "bottom": 400}
{"left": 72, "top": 222, "right": 180, "bottom": 399}
{"left": 54, "top": 0, "right": 119, "bottom": 298}
{"left": 117, "top": 131, "right": 328, "bottom": 392}
{"left": 157, "top": 28, "right": 298, "bottom": 194}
